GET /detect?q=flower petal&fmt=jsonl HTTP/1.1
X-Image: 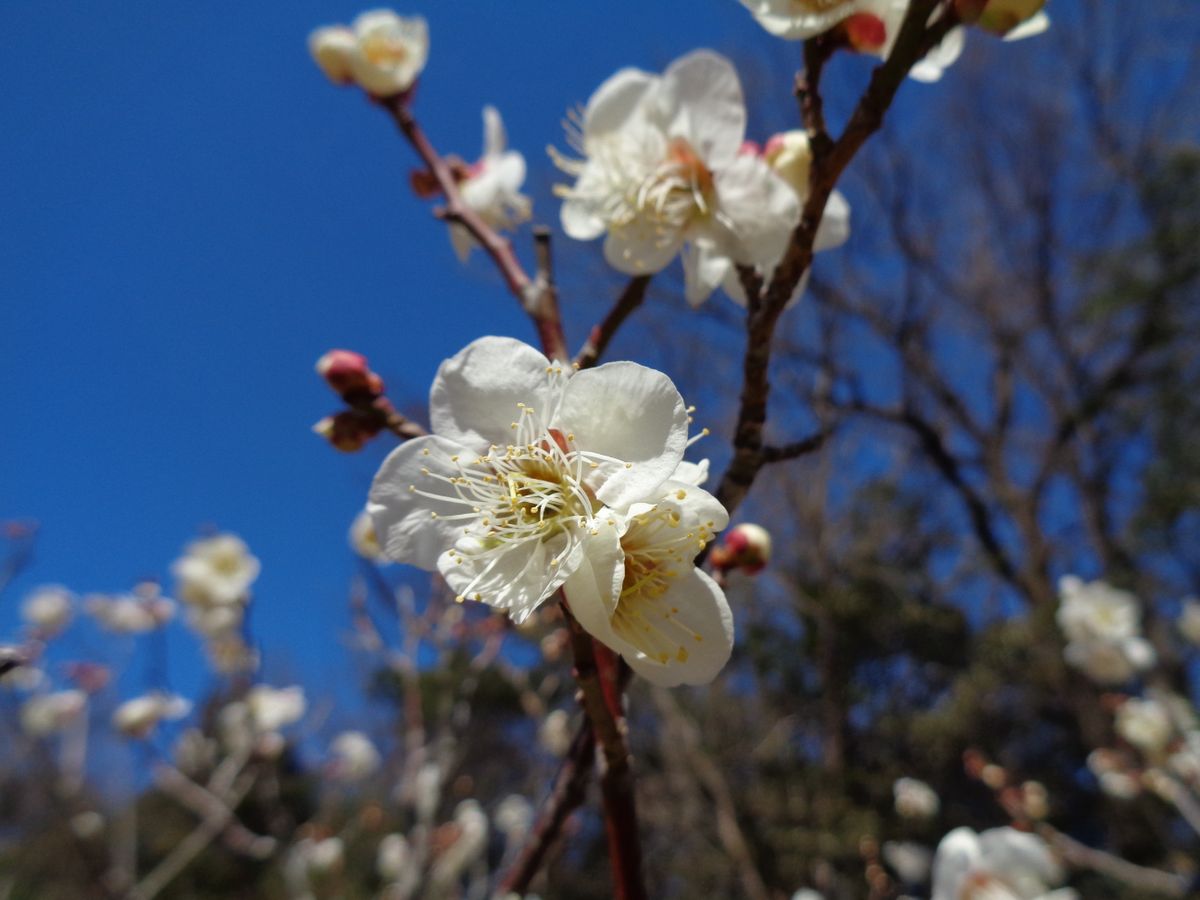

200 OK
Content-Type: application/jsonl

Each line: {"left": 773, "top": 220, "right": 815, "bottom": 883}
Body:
{"left": 429, "top": 336, "right": 555, "bottom": 450}
{"left": 713, "top": 156, "right": 800, "bottom": 267}
{"left": 438, "top": 531, "right": 575, "bottom": 624}
{"left": 682, "top": 239, "right": 733, "bottom": 307}
{"left": 482, "top": 105, "right": 506, "bottom": 157}
{"left": 584, "top": 68, "right": 658, "bottom": 144}
{"left": 557, "top": 362, "right": 689, "bottom": 508}
{"left": 1003, "top": 11, "right": 1050, "bottom": 41}
{"left": 653, "top": 51, "right": 746, "bottom": 170}
{"left": 814, "top": 189, "right": 851, "bottom": 252}
{"left": 563, "top": 517, "right": 626, "bottom": 632}
{"left": 602, "top": 219, "right": 685, "bottom": 275}
{"left": 622, "top": 568, "right": 733, "bottom": 687}
{"left": 368, "top": 435, "right": 478, "bottom": 570}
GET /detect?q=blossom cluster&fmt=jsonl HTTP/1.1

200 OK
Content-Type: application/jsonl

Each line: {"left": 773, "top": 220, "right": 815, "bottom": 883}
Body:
{"left": 368, "top": 336, "right": 733, "bottom": 685}
{"left": 1055, "top": 575, "right": 1155, "bottom": 685}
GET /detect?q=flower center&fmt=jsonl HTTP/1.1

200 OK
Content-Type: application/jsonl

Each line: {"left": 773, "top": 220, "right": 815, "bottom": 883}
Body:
{"left": 408, "top": 402, "right": 599, "bottom": 604}
{"left": 632, "top": 137, "right": 715, "bottom": 232}
{"left": 611, "top": 496, "right": 718, "bottom": 665}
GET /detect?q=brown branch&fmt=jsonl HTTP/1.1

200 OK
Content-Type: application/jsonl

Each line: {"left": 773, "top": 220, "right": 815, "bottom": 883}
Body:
{"left": 495, "top": 719, "right": 596, "bottom": 895}
{"left": 713, "top": 0, "right": 959, "bottom": 521}
{"left": 574, "top": 276, "right": 653, "bottom": 370}
{"left": 562, "top": 604, "right": 645, "bottom": 900}
{"left": 760, "top": 430, "right": 830, "bottom": 463}
{"left": 382, "top": 96, "right": 569, "bottom": 363}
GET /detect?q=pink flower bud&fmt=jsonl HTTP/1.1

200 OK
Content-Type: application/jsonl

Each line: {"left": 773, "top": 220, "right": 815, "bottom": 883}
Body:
{"left": 316, "top": 349, "right": 384, "bottom": 398}
{"left": 711, "top": 523, "right": 772, "bottom": 574}
{"left": 738, "top": 140, "right": 762, "bottom": 157}
{"left": 844, "top": 14, "right": 888, "bottom": 53}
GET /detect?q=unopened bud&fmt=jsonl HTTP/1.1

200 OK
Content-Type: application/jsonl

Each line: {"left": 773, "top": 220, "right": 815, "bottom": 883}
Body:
{"left": 738, "top": 140, "right": 762, "bottom": 157}
{"left": 314, "top": 412, "right": 378, "bottom": 453}
{"left": 316, "top": 349, "right": 384, "bottom": 398}
{"left": 843, "top": 13, "right": 888, "bottom": 52}
{"left": 711, "top": 523, "right": 772, "bottom": 574}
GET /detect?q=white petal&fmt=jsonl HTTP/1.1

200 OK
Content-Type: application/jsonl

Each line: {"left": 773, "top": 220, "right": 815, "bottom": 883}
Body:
{"left": 672, "top": 459, "right": 709, "bottom": 486}
{"left": 909, "top": 26, "right": 965, "bottom": 82}
{"left": 429, "top": 336, "right": 554, "bottom": 450}
{"left": 713, "top": 156, "right": 800, "bottom": 267}
{"left": 931, "top": 828, "right": 983, "bottom": 900}
{"left": 584, "top": 68, "right": 658, "bottom": 144}
{"left": 309, "top": 28, "right": 358, "bottom": 85}
{"left": 623, "top": 568, "right": 733, "bottom": 687}
{"left": 368, "top": 435, "right": 477, "bottom": 570}
{"left": 682, "top": 240, "right": 733, "bottom": 307}
{"left": 563, "top": 518, "right": 626, "bottom": 634}
{"left": 439, "top": 531, "right": 575, "bottom": 623}
{"left": 602, "top": 219, "right": 685, "bottom": 275}
{"left": 557, "top": 362, "right": 689, "bottom": 508}
{"left": 561, "top": 189, "right": 608, "bottom": 241}
{"left": 482, "top": 105, "right": 506, "bottom": 157}
{"left": 653, "top": 51, "right": 746, "bottom": 169}
{"left": 814, "top": 190, "right": 851, "bottom": 252}
{"left": 1003, "top": 11, "right": 1050, "bottom": 41}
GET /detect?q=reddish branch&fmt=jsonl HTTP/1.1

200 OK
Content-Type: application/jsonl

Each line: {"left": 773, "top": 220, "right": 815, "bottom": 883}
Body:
{"left": 574, "top": 275, "right": 653, "bottom": 370}
{"left": 495, "top": 719, "right": 596, "bottom": 895}
{"left": 563, "top": 604, "right": 646, "bottom": 900}
{"left": 382, "top": 96, "right": 569, "bottom": 363}
{"left": 713, "top": 0, "right": 959, "bottom": 520}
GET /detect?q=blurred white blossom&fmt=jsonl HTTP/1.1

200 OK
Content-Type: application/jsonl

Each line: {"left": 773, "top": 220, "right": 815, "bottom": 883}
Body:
{"left": 1115, "top": 696, "right": 1174, "bottom": 757}
{"left": 1177, "top": 597, "right": 1200, "bottom": 645}
{"left": 894, "top": 776, "right": 940, "bottom": 819}
{"left": 21, "top": 585, "right": 74, "bottom": 635}
{"left": 86, "top": 584, "right": 175, "bottom": 634}
{"left": 21, "top": 689, "right": 87, "bottom": 737}
{"left": 309, "top": 10, "right": 428, "bottom": 97}
{"left": 112, "top": 692, "right": 192, "bottom": 739}
{"left": 329, "top": 730, "right": 381, "bottom": 782}
{"left": 1056, "top": 575, "right": 1155, "bottom": 685}
{"left": 173, "top": 533, "right": 260, "bottom": 608}
{"left": 931, "top": 826, "right": 1076, "bottom": 900}
{"left": 538, "top": 708, "right": 573, "bottom": 757}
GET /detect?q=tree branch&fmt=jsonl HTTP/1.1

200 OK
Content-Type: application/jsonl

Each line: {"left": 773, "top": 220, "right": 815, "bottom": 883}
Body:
{"left": 574, "top": 276, "right": 653, "bottom": 370}
{"left": 382, "top": 96, "right": 569, "bottom": 363}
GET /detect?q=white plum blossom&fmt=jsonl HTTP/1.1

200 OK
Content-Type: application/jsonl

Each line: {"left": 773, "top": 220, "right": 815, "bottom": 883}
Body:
{"left": 309, "top": 10, "right": 428, "bottom": 97}
{"left": 883, "top": 841, "right": 933, "bottom": 885}
{"left": 21, "top": 585, "right": 74, "bottom": 635}
{"left": 894, "top": 776, "right": 940, "bottom": 819}
{"left": 931, "top": 826, "right": 1077, "bottom": 900}
{"left": 1116, "top": 696, "right": 1175, "bottom": 757}
{"left": 329, "top": 730, "right": 382, "bottom": 782}
{"left": 112, "top": 692, "right": 192, "bottom": 739}
{"left": 554, "top": 51, "right": 800, "bottom": 305}
{"left": 1178, "top": 597, "right": 1200, "bottom": 645}
{"left": 429, "top": 800, "right": 489, "bottom": 890}
{"left": 368, "top": 337, "right": 732, "bottom": 685}
{"left": 377, "top": 833, "right": 411, "bottom": 881}
{"left": 21, "top": 689, "right": 87, "bottom": 737}
{"left": 1056, "top": 575, "right": 1156, "bottom": 685}
{"left": 173, "top": 533, "right": 260, "bottom": 608}
{"left": 538, "top": 708, "right": 573, "bottom": 757}
{"left": 449, "top": 106, "right": 532, "bottom": 262}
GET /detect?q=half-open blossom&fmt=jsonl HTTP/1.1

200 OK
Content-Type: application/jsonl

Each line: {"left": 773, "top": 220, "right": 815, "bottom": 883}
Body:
{"left": 931, "top": 826, "right": 1076, "bottom": 900}
{"left": 450, "top": 106, "right": 532, "bottom": 262}
{"left": 309, "top": 10, "right": 429, "bottom": 97}
{"left": 369, "top": 335, "right": 691, "bottom": 624}
{"left": 554, "top": 51, "right": 800, "bottom": 305}
{"left": 112, "top": 692, "right": 192, "bottom": 739}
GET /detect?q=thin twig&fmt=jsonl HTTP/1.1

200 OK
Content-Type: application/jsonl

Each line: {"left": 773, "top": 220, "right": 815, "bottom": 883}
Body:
{"left": 1040, "top": 824, "right": 1188, "bottom": 897}
{"left": 494, "top": 719, "right": 596, "bottom": 896}
{"left": 713, "top": 0, "right": 959, "bottom": 522}
{"left": 574, "top": 276, "right": 653, "bottom": 370}
{"left": 382, "top": 97, "right": 569, "bottom": 363}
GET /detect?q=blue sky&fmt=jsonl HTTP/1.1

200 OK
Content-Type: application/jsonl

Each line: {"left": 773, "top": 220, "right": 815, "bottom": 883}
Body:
{"left": 0, "top": 1, "right": 785, "bottom": 708}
